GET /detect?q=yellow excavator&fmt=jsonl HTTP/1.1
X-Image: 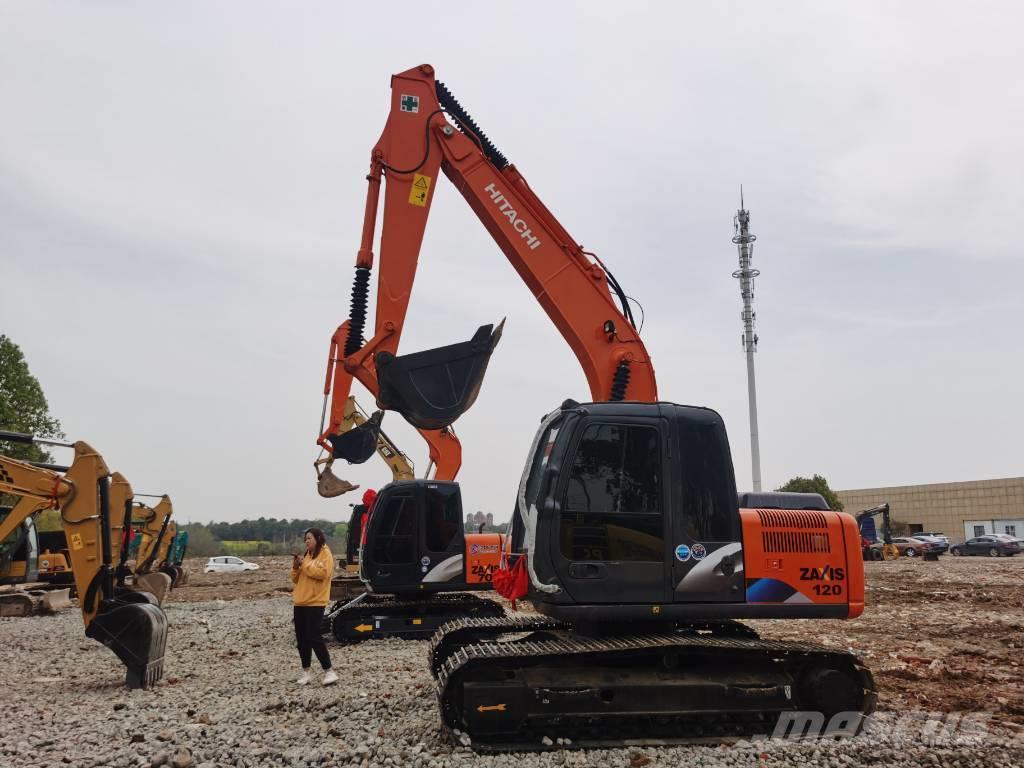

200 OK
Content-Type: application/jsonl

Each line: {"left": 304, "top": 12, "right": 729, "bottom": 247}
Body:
{"left": 129, "top": 495, "right": 176, "bottom": 603}
{"left": 0, "top": 494, "right": 73, "bottom": 615}
{"left": 0, "top": 432, "right": 168, "bottom": 688}
{"left": 316, "top": 395, "right": 414, "bottom": 497}
{"left": 153, "top": 518, "right": 188, "bottom": 587}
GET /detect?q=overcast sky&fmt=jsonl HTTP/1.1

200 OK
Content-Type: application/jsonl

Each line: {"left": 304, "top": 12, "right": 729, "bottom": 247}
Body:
{"left": 2, "top": 3, "right": 1022, "bottom": 524}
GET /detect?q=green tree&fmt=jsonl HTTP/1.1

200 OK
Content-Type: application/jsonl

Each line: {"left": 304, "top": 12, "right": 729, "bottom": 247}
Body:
{"left": 181, "top": 523, "right": 222, "bottom": 557}
{"left": 0, "top": 335, "right": 64, "bottom": 464}
{"left": 775, "top": 474, "right": 844, "bottom": 511}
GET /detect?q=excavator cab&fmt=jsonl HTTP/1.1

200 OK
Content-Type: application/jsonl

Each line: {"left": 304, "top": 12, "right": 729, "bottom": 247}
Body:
{"left": 374, "top": 321, "right": 504, "bottom": 430}
{"left": 359, "top": 480, "right": 477, "bottom": 594}
{"left": 327, "top": 479, "right": 506, "bottom": 642}
{"left": 0, "top": 506, "right": 39, "bottom": 584}
{"left": 510, "top": 400, "right": 863, "bottom": 622}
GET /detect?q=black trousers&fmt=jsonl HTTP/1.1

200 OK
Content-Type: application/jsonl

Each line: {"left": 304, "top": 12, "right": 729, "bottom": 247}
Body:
{"left": 293, "top": 605, "right": 331, "bottom": 670}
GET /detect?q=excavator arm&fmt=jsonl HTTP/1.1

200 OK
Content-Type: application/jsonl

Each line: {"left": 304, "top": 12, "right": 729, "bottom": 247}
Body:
{"left": 0, "top": 439, "right": 167, "bottom": 687}
{"left": 0, "top": 456, "right": 73, "bottom": 544}
{"left": 133, "top": 496, "right": 172, "bottom": 575}
{"left": 316, "top": 395, "right": 416, "bottom": 496}
{"left": 319, "top": 64, "right": 656, "bottom": 481}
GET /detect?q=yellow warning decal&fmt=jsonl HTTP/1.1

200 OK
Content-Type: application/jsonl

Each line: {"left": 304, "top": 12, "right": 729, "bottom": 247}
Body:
{"left": 412, "top": 618, "right": 423, "bottom": 625}
{"left": 70, "top": 533, "right": 83, "bottom": 550}
{"left": 408, "top": 173, "right": 432, "bottom": 207}
{"left": 354, "top": 623, "right": 373, "bottom": 633}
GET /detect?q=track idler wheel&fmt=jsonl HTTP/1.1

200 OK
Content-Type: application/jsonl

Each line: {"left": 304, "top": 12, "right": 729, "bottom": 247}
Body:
{"left": 85, "top": 600, "right": 168, "bottom": 689}
{"left": 798, "top": 665, "right": 864, "bottom": 718}
{"left": 375, "top": 321, "right": 504, "bottom": 430}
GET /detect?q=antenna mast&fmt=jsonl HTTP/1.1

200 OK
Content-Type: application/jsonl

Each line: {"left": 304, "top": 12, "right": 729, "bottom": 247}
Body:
{"left": 732, "top": 187, "right": 762, "bottom": 492}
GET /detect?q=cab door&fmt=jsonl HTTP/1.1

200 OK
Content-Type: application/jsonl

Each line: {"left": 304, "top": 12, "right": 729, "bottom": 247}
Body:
{"left": 552, "top": 417, "right": 671, "bottom": 604}
{"left": 365, "top": 487, "right": 420, "bottom": 590}
{"left": 669, "top": 410, "right": 745, "bottom": 603}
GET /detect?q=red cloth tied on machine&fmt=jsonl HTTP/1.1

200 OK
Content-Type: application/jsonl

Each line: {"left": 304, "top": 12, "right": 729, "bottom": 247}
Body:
{"left": 492, "top": 552, "right": 528, "bottom": 610}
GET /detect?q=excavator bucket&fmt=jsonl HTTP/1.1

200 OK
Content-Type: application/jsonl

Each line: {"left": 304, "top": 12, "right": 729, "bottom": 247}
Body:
{"left": 375, "top": 321, "right": 504, "bottom": 430}
{"left": 317, "top": 464, "right": 359, "bottom": 498}
{"left": 327, "top": 410, "right": 384, "bottom": 464}
{"left": 39, "top": 588, "right": 73, "bottom": 613}
{"left": 86, "top": 599, "right": 168, "bottom": 689}
{"left": 134, "top": 572, "right": 172, "bottom": 604}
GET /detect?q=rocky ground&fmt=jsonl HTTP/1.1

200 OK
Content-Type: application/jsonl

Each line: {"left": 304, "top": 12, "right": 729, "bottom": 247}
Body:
{"left": 1, "top": 556, "right": 1022, "bottom": 767}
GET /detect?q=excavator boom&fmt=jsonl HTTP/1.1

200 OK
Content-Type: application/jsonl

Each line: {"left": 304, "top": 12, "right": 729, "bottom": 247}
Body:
{"left": 319, "top": 65, "right": 655, "bottom": 480}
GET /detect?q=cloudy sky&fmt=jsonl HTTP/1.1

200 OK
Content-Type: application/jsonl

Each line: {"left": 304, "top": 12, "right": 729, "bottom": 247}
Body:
{"left": 2, "top": 3, "right": 1021, "bottom": 523}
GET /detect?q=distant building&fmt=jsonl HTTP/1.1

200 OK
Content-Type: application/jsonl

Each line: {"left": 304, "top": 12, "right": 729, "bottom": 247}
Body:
{"left": 464, "top": 511, "right": 494, "bottom": 529}
{"left": 836, "top": 477, "right": 1024, "bottom": 541}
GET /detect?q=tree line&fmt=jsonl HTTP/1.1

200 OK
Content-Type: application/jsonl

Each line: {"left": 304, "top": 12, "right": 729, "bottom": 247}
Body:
{"left": 182, "top": 518, "right": 350, "bottom": 558}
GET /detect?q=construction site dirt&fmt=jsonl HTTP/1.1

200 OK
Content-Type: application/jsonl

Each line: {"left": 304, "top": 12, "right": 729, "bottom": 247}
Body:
{"left": 1, "top": 555, "right": 1021, "bottom": 767}
{"left": 167, "top": 555, "right": 1024, "bottom": 730}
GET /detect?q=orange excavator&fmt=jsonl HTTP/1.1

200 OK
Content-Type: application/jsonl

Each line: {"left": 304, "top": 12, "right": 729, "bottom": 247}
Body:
{"left": 318, "top": 64, "right": 875, "bottom": 749}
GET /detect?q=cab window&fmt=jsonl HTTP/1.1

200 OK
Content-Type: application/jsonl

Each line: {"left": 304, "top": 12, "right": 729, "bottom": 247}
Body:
{"left": 424, "top": 485, "right": 462, "bottom": 554}
{"left": 560, "top": 423, "right": 663, "bottom": 562}
{"left": 373, "top": 493, "right": 416, "bottom": 564}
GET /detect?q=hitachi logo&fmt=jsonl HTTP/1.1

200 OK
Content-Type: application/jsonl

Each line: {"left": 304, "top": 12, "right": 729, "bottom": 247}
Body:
{"left": 484, "top": 183, "right": 542, "bottom": 250}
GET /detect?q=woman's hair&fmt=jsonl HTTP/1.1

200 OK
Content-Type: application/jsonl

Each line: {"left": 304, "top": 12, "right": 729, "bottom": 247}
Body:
{"left": 303, "top": 527, "right": 327, "bottom": 559}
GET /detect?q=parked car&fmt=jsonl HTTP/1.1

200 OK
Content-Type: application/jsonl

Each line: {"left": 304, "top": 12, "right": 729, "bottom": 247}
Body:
{"left": 990, "top": 533, "right": 1024, "bottom": 546}
{"left": 891, "top": 537, "right": 945, "bottom": 557}
{"left": 914, "top": 531, "right": 949, "bottom": 543}
{"left": 950, "top": 537, "right": 1021, "bottom": 557}
{"left": 908, "top": 535, "right": 949, "bottom": 554}
{"left": 204, "top": 556, "right": 260, "bottom": 573}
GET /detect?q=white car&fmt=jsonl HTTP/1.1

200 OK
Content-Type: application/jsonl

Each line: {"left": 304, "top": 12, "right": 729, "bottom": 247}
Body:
{"left": 204, "top": 556, "right": 260, "bottom": 573}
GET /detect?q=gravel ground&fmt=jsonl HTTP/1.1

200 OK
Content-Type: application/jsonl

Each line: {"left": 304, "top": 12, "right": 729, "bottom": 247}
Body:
{"left": 1, "top": 557, "right": 1022, "bottom": 767}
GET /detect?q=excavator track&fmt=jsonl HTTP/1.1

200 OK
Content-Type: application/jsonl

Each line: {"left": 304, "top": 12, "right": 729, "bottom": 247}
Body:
{"left": 430, "top": 616, "right": 763, "bottom": 678}
{"left": 436, "top": 619, "right": 876, "bottom": 752}
{"left": 430, "top": 615, "right": 570, "bottom": 678}
{"left": 328, "top": 592, "right": 506, "bottom": 643}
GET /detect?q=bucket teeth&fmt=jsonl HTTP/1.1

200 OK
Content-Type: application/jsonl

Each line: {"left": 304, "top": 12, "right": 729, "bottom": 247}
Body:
{"left": 86, "top": 601, "right": 168, "bottom": 689}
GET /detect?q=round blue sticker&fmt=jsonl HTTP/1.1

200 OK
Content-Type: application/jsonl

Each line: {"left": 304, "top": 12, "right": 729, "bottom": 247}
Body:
{"left": 691, "top": 543, "right": 707, "bottom": 560}
{"left": 674, "top": 544, "right": 691, "bottom": 562}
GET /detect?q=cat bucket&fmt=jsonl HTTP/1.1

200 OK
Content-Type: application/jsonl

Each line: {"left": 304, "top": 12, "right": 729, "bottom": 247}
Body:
{"left": 325, "top": 410, "right": 384, "bottom": 465}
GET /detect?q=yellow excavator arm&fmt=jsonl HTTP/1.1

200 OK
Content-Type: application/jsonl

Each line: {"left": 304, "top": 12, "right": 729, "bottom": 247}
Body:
{"left": 317, "top": 396, "right": 415, "bottom": 496}
{"left": 0, "top": 438, "right": 168, "bottom": 688}
{"left": 154, "top": 520, "right": 176, "bottom": 568}
{"left": 133, "top": 496, "right": 172, "bottom": 574}
{"left": 0, "top": 457, "right": 74, "bottom": 544}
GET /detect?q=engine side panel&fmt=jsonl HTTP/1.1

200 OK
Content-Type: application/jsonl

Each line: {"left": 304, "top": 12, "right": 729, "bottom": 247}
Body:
{"left": 740, "top": 507, "right": 864, "bottom": 618}
{"left": 464, "top": 533, "right": 504, "bottom": 585}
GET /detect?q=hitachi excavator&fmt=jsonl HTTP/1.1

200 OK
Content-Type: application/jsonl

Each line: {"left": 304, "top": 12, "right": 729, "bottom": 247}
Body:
{"left": 0, "top": 433, "right": 167, "bottom": 688}
{"left": 317, "top": 64, "right": 875, "bottom": 748}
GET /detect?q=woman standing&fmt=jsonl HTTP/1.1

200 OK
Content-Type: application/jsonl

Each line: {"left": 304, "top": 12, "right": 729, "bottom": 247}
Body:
{"left": 291, "top": 527, "right": 337, "bottom": 685}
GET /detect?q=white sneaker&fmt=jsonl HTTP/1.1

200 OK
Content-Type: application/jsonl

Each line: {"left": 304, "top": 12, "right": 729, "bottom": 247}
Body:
{"left": 322, "top": 669, "right": 339, "bottom": 686}
{"left": 296, "top": 670, "right": 311, "bottom": 685}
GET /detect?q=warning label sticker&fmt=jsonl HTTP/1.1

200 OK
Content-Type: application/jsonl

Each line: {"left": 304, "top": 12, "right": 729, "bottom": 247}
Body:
{"left": 70, "top": 533, "right": 83, "bottom": 550}
{"left": 408, "top": 173, "right": 432, "bottom": 207}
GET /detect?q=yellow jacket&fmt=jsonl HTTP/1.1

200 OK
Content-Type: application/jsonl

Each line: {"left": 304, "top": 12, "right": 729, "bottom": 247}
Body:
{"left": 291, "top": 545, "right": 334, "bottom": 607}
